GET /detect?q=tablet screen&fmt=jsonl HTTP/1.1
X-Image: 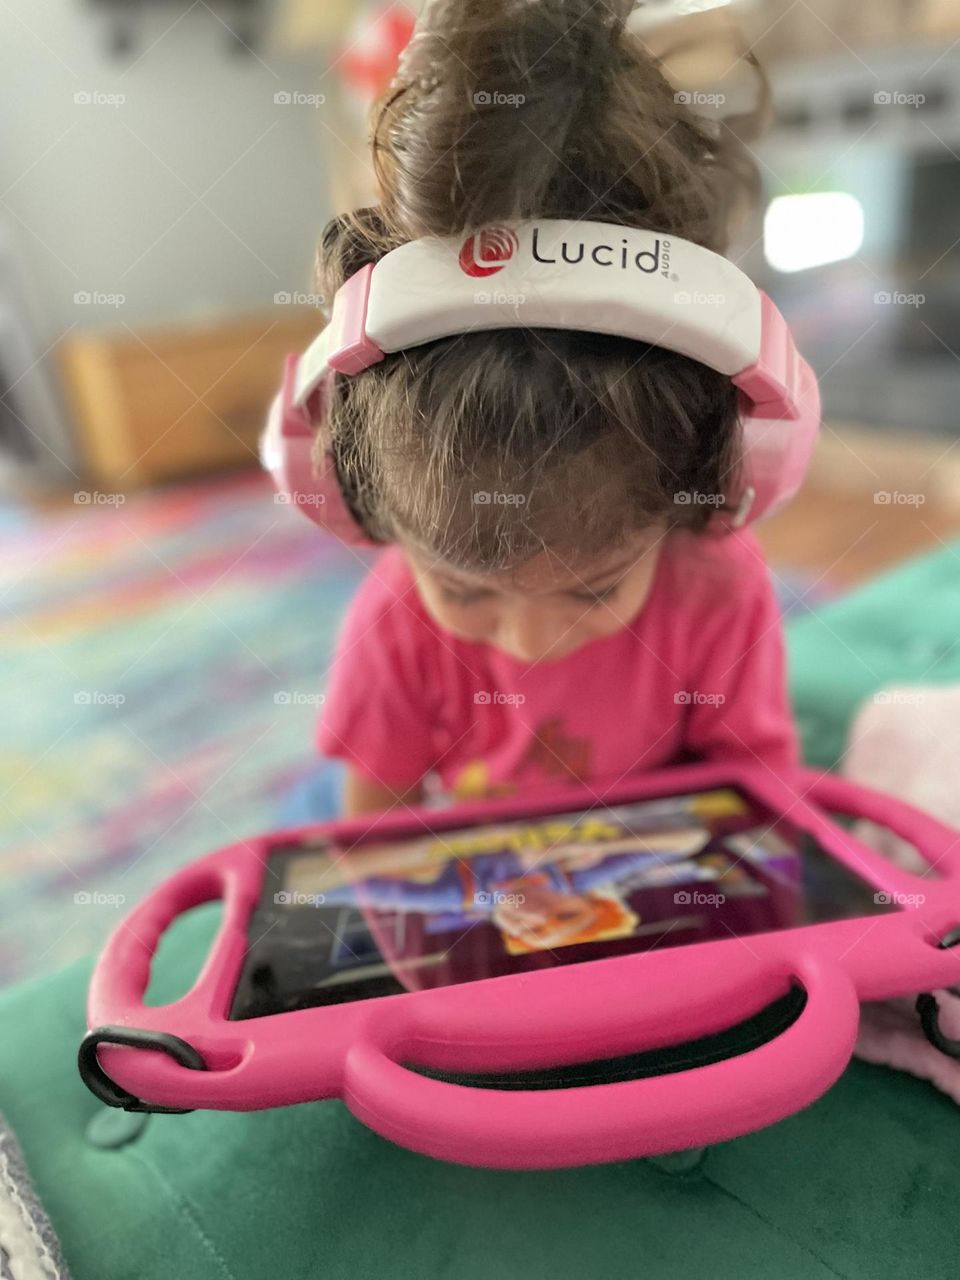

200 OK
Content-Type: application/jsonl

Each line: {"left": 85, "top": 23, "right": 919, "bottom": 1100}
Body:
{"left": 230, "top": 787, "right": 894, "bottom": 1019}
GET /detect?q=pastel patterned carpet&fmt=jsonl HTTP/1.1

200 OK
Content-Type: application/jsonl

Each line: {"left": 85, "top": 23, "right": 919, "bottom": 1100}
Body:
{"left": 0, "top": 472, "right": 833, "bottom": 990}
{"left": 0, "top": 472, "right": 374, "bottom": 990}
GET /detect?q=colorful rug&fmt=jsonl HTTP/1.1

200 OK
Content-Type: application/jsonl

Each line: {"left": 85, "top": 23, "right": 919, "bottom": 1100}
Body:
{"left": 0, "top": 472, "right": 835, "bottom": 989}
{"left": 0, "top": 472, "right": 375, "bottom": 988}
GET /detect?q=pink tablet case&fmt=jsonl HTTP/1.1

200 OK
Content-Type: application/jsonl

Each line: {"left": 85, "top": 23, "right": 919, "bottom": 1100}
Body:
{"left": 82, "top": 763, "right": 960, "bottom": 1169}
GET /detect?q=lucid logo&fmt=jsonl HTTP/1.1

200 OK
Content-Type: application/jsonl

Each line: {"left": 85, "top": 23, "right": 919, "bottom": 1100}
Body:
{"left": 458, "top": 227, "right": 519, "bottom": 277}
{"left": 532, "top": 226, "right": 669, "bottom": 274}
{"left": 458, "top": 225, "right": 674, "bottom": 278}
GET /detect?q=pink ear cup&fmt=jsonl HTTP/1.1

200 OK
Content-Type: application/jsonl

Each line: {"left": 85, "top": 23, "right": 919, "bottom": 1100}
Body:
{"left": 259, "top": 360, "right": 379, "bottom": 548}
{"left": 717, "top": 292, "right": 821, "bottom": 531}
{"left": 737, "top": 358, "right": 820, "bottom": 525}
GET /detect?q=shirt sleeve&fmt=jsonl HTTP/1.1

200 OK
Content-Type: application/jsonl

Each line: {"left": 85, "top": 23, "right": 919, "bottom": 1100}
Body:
{"left": 682, "top": 549, "right": 800, "bottom": 775}
{"left": 315, "top": 563, "right": 437, "bottom": 791}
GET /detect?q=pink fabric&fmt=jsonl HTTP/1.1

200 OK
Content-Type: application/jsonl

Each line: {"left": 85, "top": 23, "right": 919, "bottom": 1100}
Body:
{"left": 855, "top": 991, "right": 960, "bottom": 1103}
{"left": 316, "top": 529, "right": 798, "bottom": 800}
{"left": 844, "top": 684, "right": 960, "bottom": 1101}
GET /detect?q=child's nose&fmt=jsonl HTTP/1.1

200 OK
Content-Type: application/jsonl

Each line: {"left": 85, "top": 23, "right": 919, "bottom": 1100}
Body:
{"left": 494, "top": 604, "right": 569, "bottom": 663}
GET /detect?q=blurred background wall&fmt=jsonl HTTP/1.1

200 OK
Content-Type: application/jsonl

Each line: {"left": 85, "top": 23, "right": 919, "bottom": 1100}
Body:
{"left": 0, "top": 0, "right": 369, "bottom": 488}
{"left": 0, "top": 0, "right": 329, "bottom": 336}
{"left": 3, "top": 0, "right": 960, "bottom": 499}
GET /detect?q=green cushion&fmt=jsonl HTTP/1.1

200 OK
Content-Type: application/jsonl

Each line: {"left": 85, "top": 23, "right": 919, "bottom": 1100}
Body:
{"left": 2, "top": 904, "right": 959, "bottom": 1279}
{"left": 4, "top": 542, "right": 960, "bottom": 1279}
{"left": 787, "top": 540, "right": 960, "bottom": 768}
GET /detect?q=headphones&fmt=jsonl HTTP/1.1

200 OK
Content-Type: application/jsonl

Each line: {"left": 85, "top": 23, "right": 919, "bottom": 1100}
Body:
{"left": 260, "top": 219, "right": 820, "bottom": 547}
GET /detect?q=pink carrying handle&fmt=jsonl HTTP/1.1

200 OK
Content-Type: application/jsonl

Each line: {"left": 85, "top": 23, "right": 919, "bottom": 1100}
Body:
{"left": 343, "top": 955, "right": 860, "bottom": 1169}
{"left": 88, "top": 847, "right": 257, "bottom": 1026}
{"left": 797, "top": 768, "right": 960, "bottom": 877}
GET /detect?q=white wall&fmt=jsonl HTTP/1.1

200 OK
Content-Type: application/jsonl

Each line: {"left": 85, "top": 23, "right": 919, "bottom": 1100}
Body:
{"left": 0, "top": 0, "right": 336, "bottom": 338}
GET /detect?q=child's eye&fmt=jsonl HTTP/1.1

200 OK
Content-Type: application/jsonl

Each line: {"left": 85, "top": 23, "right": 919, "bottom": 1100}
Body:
{"left": 440, "top": 587, "right": 491, "bottom": 606}
{"left": 568, "top": 583, "right": 621, "bottom": 605}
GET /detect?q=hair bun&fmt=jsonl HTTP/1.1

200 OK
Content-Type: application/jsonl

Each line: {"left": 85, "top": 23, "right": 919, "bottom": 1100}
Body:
{"left": 367, "top": 0, "right": 760, "bottom": 251}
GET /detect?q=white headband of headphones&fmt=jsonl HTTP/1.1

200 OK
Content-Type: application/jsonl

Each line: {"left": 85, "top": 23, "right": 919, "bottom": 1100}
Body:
{"left": 292, "top": 219, "right": 801, "bottom": 422}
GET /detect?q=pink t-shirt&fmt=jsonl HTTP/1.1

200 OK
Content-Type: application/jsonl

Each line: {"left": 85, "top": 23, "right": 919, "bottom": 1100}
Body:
{"left": 316, "top": 529, "right": 798, "bottom": 801}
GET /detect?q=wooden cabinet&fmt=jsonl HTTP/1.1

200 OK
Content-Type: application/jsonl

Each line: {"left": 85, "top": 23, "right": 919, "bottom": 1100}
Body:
{"left": 59, "top": 309, "right": 322, "bottom": 489}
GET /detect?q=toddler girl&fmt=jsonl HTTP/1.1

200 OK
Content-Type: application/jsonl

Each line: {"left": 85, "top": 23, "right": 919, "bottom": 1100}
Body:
{"left": 303, "top": 0, "right": 796, "bottom": 819}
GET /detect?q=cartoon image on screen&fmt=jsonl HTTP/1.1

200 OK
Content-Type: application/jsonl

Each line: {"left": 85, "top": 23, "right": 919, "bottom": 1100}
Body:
{"left": 229, "top": 788, "right": 895, "bottom": 1020}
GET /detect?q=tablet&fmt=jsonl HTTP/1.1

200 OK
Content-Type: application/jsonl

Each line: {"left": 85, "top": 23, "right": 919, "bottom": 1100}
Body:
{"left": 80, "top": 763, "right": 960, "bottom": 1169}
{"left": 229, "top": 785, "right": 893, "bottom": 1018}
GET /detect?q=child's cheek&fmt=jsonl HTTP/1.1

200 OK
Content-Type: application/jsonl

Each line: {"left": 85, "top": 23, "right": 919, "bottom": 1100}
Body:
{"left": 581, "top": 581, "right": 654, "bottom": 638}
{"left": 423, "top": 593, "right": 496, "bottom": 644}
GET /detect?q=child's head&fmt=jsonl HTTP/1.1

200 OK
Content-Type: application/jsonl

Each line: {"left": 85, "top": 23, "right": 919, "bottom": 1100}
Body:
{"left": 315, "top": 0, "right": 767, "bottom": 659}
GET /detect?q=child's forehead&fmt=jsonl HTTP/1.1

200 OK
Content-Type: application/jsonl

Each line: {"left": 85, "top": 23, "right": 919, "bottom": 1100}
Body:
{"left": 414, "top": 534, "right": 660, "bottom": 593}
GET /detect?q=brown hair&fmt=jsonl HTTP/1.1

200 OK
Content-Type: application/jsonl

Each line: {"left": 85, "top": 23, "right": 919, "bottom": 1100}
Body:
{"left": 314, "top": 0, "right": 769, "bottom": 571}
